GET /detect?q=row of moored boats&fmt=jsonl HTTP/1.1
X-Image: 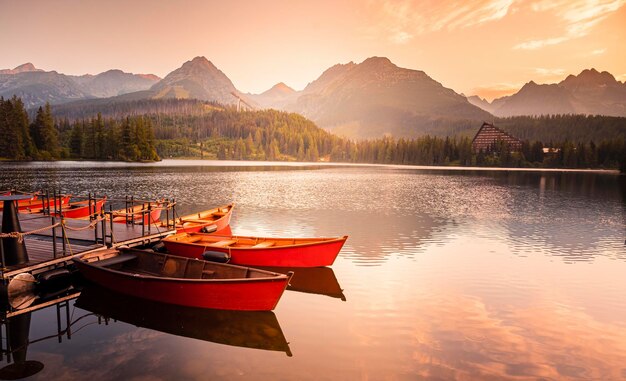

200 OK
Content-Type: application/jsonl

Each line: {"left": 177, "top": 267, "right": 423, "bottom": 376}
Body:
{"left": 5, "top": 191, "right": 348, "bottom": 312}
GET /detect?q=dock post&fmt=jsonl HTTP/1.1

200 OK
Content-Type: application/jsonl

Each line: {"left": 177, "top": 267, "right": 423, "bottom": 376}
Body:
{"left": 109, "top": 205, "right": 114, "bottom": 247}
{"left": 0, "top": 236, "right": 6, "bottom": 270}
{"left": 131, "top": 196, "right": 135, "bottom": 226}
{"left": 101, "top": 208, "right": 106, "bottom": 245}
{"left": 172, "top": 199, "right": 176, "bottom": 229}
{"left": 61, "top": 216, "right": 66, "bottom": 256}
{"left": 93, "top": 197, "right": 98, "bottom": 244}
{"left": 0, "top": 196, "right": 30, "bottom": 266}
{"left": 52, "top": 189, "right": 57, "bottom": 216}
{"left": 52, "top": 216, "right": 57, "bottom": 259}
{"left": 165, "top": 201, "right": 170, "bottom": 230}
{"left": 147, "top": 202, "right": 151, "bottom": 234}
{"left": 44, "top": 189, "right": 49, "bottom": 216}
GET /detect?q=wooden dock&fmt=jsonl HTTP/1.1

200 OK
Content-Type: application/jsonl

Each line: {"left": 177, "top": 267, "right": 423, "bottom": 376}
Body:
{"left": 0, "top": 211, "right": 175, "bottom": 279}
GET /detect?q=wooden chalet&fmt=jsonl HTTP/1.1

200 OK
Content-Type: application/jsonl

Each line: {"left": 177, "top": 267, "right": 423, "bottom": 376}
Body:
{"left": 471, "top": 122, "right": 522, "bottom": 153}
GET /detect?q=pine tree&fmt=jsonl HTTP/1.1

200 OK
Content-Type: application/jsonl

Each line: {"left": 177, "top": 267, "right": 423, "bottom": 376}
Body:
{"left": 30, "top": 103, "right": 58, "bottom": 158}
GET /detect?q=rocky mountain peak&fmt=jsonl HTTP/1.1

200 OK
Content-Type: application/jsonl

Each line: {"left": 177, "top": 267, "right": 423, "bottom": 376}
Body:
{"left": 0, "top": 62, "right": 44, "bottom": 75}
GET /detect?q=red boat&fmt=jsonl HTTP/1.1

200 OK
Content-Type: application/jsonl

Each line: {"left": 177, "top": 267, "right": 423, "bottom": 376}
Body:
{"left": 73, "top": 248, "right": 292, "bottom": 311}
{"left": 2, "top": 194, "right": 71, "bottom": 211}
{"left": 164, "top": 204, "right": 234, "bottom": 234}
{"left": 55, "top": 197, "right": 107, "bottom": 219}
{"left": 162, "top": 233, "right": 348, "bottom": 267}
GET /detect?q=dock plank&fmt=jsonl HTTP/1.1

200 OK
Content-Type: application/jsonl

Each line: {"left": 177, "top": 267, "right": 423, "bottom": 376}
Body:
{"left": 0, "top": 211, "right": 174, "bottom": 279}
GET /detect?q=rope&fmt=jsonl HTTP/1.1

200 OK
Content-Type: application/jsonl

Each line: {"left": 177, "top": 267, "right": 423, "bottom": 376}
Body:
{"left": 62, "top": 216, "right": 104, "bottom": 231}
{"left": 62, "top": 224, "right": 74, "bottom": 256}
{"left": 0, "top": 222, "right": 62, "bottom": 242}
{"left": 0, "top": 216, "right": 101, "bottom": 243}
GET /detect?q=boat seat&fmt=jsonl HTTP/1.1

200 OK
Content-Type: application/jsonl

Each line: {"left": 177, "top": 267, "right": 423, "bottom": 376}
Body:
{"left": 183, "top": 219, "right": 210, "bottom": 224}
{"left": 251, "top": 241, "right": 275, "bottom": 248}
{"left": 92, "top": 253, "right": 138, "bottom": 267}
{"left": 201, "top": 270, "right": 215, "bottom": 279}
{"left": 208, "top": 240, "right": 237, "bottom": 247}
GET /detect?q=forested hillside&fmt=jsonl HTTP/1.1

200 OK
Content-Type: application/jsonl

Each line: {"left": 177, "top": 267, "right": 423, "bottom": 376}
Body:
{"left": 1, "top": 95, "right": 624, "bottom": 172}
{"left": 0, "top": 96, "right": 159, "bottom": 161}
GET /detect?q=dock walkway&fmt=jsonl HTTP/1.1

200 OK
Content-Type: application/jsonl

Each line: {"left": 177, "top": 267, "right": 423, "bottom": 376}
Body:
{"left": 1, "top": 211, "right": 175, "bottom": 279}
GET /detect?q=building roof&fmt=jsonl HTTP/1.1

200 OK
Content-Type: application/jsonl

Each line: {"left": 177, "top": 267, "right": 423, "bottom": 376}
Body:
{"left": 471, "top": 122, "right": 522, "bottom": 152}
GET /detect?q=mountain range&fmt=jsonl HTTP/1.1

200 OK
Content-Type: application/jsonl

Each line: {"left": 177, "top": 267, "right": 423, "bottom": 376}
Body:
{"left": 0, "top": 63, "right": 160, "bottom": 108}
{"left": 467, "top": 68, "right": 626, "bottom": 117}
{"left": 2, "top": 58, "right": 624, "bottom": 139}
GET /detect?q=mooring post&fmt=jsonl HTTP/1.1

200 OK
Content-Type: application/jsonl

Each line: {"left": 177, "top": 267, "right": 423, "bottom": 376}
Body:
{"left": 172, "top": 198, "right": 176, "bottom": 229}
{"left": 0, "top": 195, "right": 31, "bottom": 266}
{"left": 44, "top": 189, "right": 50, "bottom": 215}
{"left": 165, "top": 200, "right": 170, "bottom": 229}
{"left": 131, "top": 196, "right": 135, "bottom": 226}
{"left": 61, "top": 216, "right": 66, "bottom": 256}
{"left": 93, "top": 196, "right": 98, "bottom": 244}
{"left": 101, "top": 208, "right": 106, "bottom": 245}
{"left": 109, "top": 204, "right": 114, "bottom": 247}
{"left": 52, "top": 216, "right": 57, "bottom": 259}
{"left": 52, "top": 189, "right": 57, "bottom": 216}
{"left": 147, "top": 202, "right": 152, "bottom": 234}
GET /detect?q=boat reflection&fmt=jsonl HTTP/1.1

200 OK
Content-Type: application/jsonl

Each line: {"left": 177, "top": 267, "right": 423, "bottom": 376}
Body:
{"left": 260, "top": 266, "right": 346, "bottom": 301}
{"left": 75, "top": 284, "right": 292, "bottom": 356}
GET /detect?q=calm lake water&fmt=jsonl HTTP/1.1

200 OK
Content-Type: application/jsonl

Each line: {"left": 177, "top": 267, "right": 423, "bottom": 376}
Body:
{"left": 0, "top": 160, "right": 625, "bottom": 380}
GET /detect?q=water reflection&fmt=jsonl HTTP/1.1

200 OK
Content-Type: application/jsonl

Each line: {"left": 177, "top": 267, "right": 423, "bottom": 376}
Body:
{"left": 260, "top": 267, "right": 346, "bottom": 301}
{"left": 0, "top": 162, "right": 625, "bottom": 380}
{"left": 75, "top": 284, "right": 292, "bottom": 356}
{"left": 0, "top": 313, "right": 44, "bottom": 380}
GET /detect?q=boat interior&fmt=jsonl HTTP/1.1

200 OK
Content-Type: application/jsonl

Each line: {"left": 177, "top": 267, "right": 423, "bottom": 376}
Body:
{"left": 79, "top": 248, "right": 273, "bottom": 280}
{"left": 178, "top": 234, "right": 334, "bottom": 249}
{"left": 179, "top": 205, "right": 232, "bottom": 223}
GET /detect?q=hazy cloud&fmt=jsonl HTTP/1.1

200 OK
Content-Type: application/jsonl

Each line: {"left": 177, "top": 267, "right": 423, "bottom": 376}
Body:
{"left": 534, "top": 67, "right": 566, "bottom": 77}
{"left": 471, "top": 82, "right": 525, "bottom": 101}
{"left": 372, "top": 0, "right": 515, "bottom": 44}
{"left": 515, "top": 0, "right": 626, "bottom": 50}
{"left": 591, "top": 48, "right": 607, "bottom": 55}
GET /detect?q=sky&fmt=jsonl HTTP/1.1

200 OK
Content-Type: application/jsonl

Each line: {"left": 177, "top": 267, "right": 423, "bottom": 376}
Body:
{"left": 1, "top": 0, "right": 624, "bottom": 100}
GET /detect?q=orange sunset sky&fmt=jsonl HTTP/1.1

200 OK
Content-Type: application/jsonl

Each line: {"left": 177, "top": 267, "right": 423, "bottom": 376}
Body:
{"left": 1, "top": 0, "right": 625, "bottom": 100}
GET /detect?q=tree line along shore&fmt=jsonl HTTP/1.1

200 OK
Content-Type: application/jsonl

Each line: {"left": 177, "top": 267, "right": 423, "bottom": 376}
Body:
{"left": 0, "top": 96, "right": 624, "bottom": 172}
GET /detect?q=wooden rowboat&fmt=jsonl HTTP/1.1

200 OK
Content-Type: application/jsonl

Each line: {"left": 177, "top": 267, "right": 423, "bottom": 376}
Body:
{"left": 5, "top": 195, "right": 71, "bottom": 211}
{"left": 110, "top": 202, "right": 162, "bottom": 224}
{"left": 162, "top": 233, "right": 348, "bottom": 267}
{"left": 166, "top": 204, "right": 234, "bottom": 234}
{"left": 77, "top": 201, "right": 162, "bottom": 224}
{"left": 73, "top": 248, "right": 292, "bottom": 311}
{"left": 55, "top": 197, "right": 107, "bottom": 219}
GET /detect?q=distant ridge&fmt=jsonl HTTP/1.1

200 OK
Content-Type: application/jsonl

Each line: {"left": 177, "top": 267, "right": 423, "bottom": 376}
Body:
{"left": 0, "top": 62, "right": 160, "bottom": 108}
{"left": 468, "top": 68, "right": 626, "bottom": 117}
{"left": 248, "top": 82, "right": 297, "bottom": 109}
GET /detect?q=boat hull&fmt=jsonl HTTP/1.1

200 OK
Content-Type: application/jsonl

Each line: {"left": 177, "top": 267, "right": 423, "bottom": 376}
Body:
{"left": 11, "top": 195, "right": 71, "bottom": 212}
{"left": 58, "top": 198, "right": 106, "bottom": 219}
{"left": 73, "top": 251, "right": 290, "bottom": 311}
{"left": 163, "top": 235, "right": 347, "bottom": 267}
{"left": 111, "top": 205, "right": 162, "bottom": 224}
{"left": 173, "top": 204, "right": 234, "bottom": 234}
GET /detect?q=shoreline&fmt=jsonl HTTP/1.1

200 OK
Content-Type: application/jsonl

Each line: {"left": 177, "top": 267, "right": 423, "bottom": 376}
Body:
{"left": 0, "top": 159, "right": 621, "bottom": 175}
